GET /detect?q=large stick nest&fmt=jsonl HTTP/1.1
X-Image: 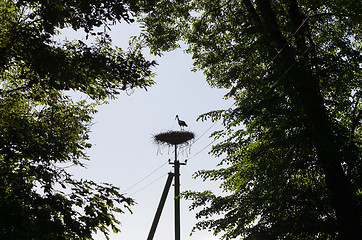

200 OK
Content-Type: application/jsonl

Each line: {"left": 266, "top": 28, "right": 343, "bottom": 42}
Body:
{"left": 153, "top": 130, "right": 195, "bottom": 146}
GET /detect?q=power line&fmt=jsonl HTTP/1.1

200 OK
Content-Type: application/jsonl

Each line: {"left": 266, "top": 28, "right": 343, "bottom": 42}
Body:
{"left": 130, "top": 173, "right": 169, "bottom": 196}
{"left": 188, "top": 138, "right": 217, "bottom": 162}
{"left": 191, "top": 103, "right": 235, "bottom": 145}
{"left": 123, "top": 161, "right": 168, "bottom": 193}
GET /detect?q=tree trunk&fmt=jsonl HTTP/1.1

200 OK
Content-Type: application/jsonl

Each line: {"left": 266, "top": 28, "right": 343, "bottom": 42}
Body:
{"left": 253, "top": 0, "right": 361, "bottom": 238}
{"left": 291, "top": 64, "right": 361, "bottom": 239}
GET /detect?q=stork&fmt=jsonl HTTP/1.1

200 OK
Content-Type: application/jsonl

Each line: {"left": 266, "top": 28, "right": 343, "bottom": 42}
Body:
{"left": 175, "top": 115, "right": 188, "bottom": 130}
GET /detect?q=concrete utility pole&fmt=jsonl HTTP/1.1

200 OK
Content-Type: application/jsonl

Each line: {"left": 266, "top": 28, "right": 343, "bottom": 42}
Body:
{"left": 151, "top": 130, "right": 194, "bottom": 240}
{"left": 173, "top": 144, "right": 181, "bottom": 240}
{"left": 169, "top": 144, "right": 186, "bottom": 240}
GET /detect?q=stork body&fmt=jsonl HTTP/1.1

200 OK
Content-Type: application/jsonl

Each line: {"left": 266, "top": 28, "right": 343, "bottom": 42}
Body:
{"left": 175, "top": 115, "right": 188, "bottom": 130}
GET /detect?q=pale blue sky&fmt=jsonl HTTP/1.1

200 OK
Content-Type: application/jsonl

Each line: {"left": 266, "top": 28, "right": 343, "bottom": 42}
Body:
{"left": 61, "top": 22, "right": 233, "bottom": 240}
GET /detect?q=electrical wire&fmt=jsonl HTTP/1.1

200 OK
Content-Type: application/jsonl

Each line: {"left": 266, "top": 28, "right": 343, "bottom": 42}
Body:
{"left": 188, "top": 138, "right": 217, "bottom": 161}
{"left": 129, "top": 172, "right": 170, "bottom": 196}
{"left": 123, "top": 160, "right": 169, "bottom": 193}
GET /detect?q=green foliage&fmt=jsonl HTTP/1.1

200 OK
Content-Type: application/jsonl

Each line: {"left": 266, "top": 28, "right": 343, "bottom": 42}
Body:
{"left": 0, "top": 1, "right": 156, "bottom": 100}
{"left": 136, "top": 0, "right": 361, "bottom": 239}
{"left": 0, "top": 0, "right": 156, "bottom": 239}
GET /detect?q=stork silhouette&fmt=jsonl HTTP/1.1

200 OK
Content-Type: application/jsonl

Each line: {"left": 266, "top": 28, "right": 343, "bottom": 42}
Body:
{"left": 175, "top": 115, "right": 188, "bottom": 130}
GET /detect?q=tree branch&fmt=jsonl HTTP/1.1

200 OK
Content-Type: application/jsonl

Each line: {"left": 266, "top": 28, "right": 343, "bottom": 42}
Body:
{"left": 0, "top": 86, "right": 28, "bottom": 95}
{"left": 242, "top": 0, "right": 261, "bottom": 25}
{"left": 255, "top": 0, "right": 289, "bottom": 51}
{"left": 351, "top": 92, "right": 362, "bottom": 134}
{"left": 288, "top": 0, "right": 309, "bottom": 55}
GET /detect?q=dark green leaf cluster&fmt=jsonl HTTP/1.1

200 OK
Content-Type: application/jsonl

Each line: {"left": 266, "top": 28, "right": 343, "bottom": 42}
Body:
{"left": 0, "top": 91, "right": 136, "bottom": 239}
{"left": 1, "top": 0, "right": 156, "bottom": 239}
{"left": 1, "top": 0, "right": 156, "bottom": 100}
{"left": 136, "top": 0, "right": 361, "bottom": 239}
{"left": 14, "top": 0, "right": 142, "bottom": 33}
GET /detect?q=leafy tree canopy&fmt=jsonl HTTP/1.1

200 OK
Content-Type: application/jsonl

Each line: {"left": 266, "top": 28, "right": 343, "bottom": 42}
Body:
{"left": 134, "top": 0, "right": 361, "bottom": 239}
{"left": 1, "top": 0, "right": 156, "bottom": 239}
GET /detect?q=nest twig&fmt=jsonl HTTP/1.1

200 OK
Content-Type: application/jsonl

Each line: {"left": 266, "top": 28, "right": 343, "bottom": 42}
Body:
{"left": 153, "top": 130, "right": 195, "bottom": 146}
